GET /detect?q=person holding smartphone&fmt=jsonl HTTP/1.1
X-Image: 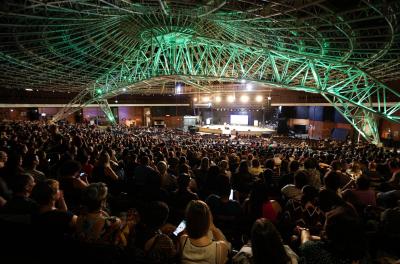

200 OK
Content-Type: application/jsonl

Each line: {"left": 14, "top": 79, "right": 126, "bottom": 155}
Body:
{"left": 179, "top": 200, "right": 229, "bottom": 264}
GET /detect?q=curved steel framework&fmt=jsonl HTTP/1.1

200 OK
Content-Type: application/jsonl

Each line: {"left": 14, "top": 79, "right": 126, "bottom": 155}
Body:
{"left": 1, "top": 0, "right": 400, "bottom": 143}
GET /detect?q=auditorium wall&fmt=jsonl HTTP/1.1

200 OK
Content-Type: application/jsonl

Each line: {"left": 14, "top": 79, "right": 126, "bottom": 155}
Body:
{"left": 284, "top": 106, "right": 353, "bottom": 139}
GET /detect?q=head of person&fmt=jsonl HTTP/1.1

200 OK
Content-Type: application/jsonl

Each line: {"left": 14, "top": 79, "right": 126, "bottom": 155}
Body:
{"left": 82, "top": 182, "right": 108, "bottom": 212}
{"left": 251, "top": 218, "right": 289, "bottom": 264}
{"left": 59, "top": 160, "right": 81, "bottom": 178}
{"left": 31, "top": 179, "right": 59, "bottom": 206}
{"left": 178, "top": 173, "right": 191, "bottom": 190}
{"left": 324, "top": 170, "right": 341, "bottom": 192}
{"left": 98, "top": 151, "right": 110, "bottom": 166}
{"left": 289, "top": 160, "right": 300, "bottom": 173}
{"left": 294, "top": 170, "right": 309, "bottom": 189}
{"left": 264, "top": 159, "right": 275, "bottom": 170}
{"left": 200, "top": 157, "right": 209, "bottom": 170}
{"left": 157, "top": 161, "right": 167, "bottom": 175}
{"left": 301, "top": 185, "right": 319, "bottom": 205}
{"left": 304, "top": 158, "right": 317, "bottom": 170}
{"left": 208, "top": 165, "right": 220, "bottom": 177}
{"left": 252, "top": 159, "right": 260, "bottom": 168}
{"left": 143, "top": 201, "right": 169, "bottom": 231}
{"left": 12, "top": 173, "right": 35, "bottom": 196}
{"left": 238, "top": 160, "right": 249, "bottom": 174}
{"left": 185, "top": 200, "right": 211, "bottom": 239}
{"left": 218, "top": 160, "right": 229, "bottom": 171}
{"left": 355, "top": 176, "right": 370, "bottom": 190}
{"left": 23, "top": 153, "right": 39, "bottom": 169}
{"left": 324, "top": 207, "right": 366, "bottom": 261}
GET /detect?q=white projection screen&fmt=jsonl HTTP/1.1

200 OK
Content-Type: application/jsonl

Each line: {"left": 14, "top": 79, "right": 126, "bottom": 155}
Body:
{"left": 230, "top": 115, "right": 248, "bottom": 125}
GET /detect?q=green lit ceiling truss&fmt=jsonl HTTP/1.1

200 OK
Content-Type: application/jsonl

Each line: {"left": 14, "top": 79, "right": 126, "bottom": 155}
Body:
{"left": 1, "top": 0, "right": 400, "bottom": 144}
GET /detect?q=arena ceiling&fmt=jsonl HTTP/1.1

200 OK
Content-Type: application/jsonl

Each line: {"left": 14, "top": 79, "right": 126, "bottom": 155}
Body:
{"left": 1, "top": 0, "right": 400, "bottom": 143}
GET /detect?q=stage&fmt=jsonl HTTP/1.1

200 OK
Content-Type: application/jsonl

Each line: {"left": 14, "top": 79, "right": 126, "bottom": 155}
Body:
{"left": 198, "top": 124, "right": 275, "bottom": 136}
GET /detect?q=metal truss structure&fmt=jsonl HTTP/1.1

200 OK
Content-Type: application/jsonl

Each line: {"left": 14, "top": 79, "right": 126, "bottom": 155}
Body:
{"left": 1, "top": 1, "right": 400, "bottom": 143}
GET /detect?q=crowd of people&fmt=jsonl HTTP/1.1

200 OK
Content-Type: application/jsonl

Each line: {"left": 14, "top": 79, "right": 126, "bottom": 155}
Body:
{"left": 0, "top": 120, "right": 399, "bottom": 264}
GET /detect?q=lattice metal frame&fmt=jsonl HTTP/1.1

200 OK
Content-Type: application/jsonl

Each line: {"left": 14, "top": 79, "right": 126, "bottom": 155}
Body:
{"left": 1, "top": 1, "right": 400, "bottom": 142}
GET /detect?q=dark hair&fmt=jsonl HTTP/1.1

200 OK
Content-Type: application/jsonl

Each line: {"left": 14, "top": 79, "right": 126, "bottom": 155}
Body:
{"left": 355, "top": 176, "right": 370, "bottom": 190}
{"left": 304, "top": 158, "right": 317, "bottom": 169}
{"left": 12, "top": 173, "right": 34, "bottom": 193}
{"left": 59, "top": 160, "right": 81, "bottom": 177}
{"left": 289, "top": 160, "right": 300, "bottom": 173}
{"left": 251, "top": 218, "right": 290, "bottom": 264}
{"left": 143, "top": 201, "right": 169, "bottom": 230}
{"left": 294, "top": 170, "right": 309, "bottom": 189}
{"left": 324, "top": 170, "right": 341, "bottom": 192}
{"left": 301, "top": 185, "right": 319, "bottom": 205}
{"left": 324, "top": 207, "right": 366, "bottom": 261}
{"left": 264, "top": 159, "right": 275, "bottom": 170}
{"left": 178, "top": 173, "right": 191, "bottom": 189}
{"left": 82, "top": 182, "right": 108, "bottom": 212}
{"left": 31, "top": 180, "right": 57, "bottom": 205}
{"left": 185, "top": 200, "right": 211, "bottom": 239}
{"left": 252, "top": 159, "right": 260, "bottom": 168}
{"left": 238, "top": 160, "right": 249, "bottom": 174}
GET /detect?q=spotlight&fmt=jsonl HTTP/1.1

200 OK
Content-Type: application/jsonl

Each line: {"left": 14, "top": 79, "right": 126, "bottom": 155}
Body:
{"left": 175, "top": 84, "right": 182, "bottom": 94}
{"left": 115, "top": 100, "right": 118, "bottom": 103}
{"left": 240, "top": 95, "right": 249, "bottom": 103}
{"left": 246, "top": 83, "right": 253, "bottom": 91}
{"left": 25, "top": 88, "right": 33, "bottom": 91}
{"left": 122, "top": 88, "right": 127, "bottom": 92}
{"left": 267, "top": 96, "right": 272, "bottom": 100}
{"left": 193, "top": 97, "right": 198, "bottom": 102}
{"left": 227, "top": 95, "right": 235, "bottom": 103}
{"left": 215, "top": 96, "right": 222, "bottom": 103}
{"left": 202, "top": 96, "right": 210, "bottom": 102}
{"left": 10, "top": 109, "right": 14, "bottom": 112}
{"left": 241, "top": 79, "right": 246, "bottom": 84}
{"left": 256, "top": 95, "right": 263, "bottom": 102}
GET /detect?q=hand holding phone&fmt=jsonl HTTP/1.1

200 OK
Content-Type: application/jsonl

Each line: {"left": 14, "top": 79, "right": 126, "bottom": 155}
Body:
{"left": 173, "top": 220, "right": 186, "bottom": 236}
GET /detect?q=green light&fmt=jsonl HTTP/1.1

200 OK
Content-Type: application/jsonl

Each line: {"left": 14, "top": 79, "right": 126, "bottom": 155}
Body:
{"left": 96, "top": 89, "right": 102, "bottom": 94}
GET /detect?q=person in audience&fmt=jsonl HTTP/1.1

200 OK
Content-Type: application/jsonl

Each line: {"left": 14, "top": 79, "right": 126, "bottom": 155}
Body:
{"left": 31, "top": 180, "right": 77, "bottom": 245}
{"left": 251, "top": 218, "right": 298, "bottom": 264}
{"left": 284, "top": 185, "right": 325, "bottom": 235}
{"left": 158, "top": 160, "right": 177, "bottom": 193}
{"left": 249, "top": 159, "right": 263, "bottom": 177}
{"left": 279, "top": 160, "right": 300, "bottom": 188}
{"left": 1, "top": 173, "right": 38, "bottom": 215}
{"left": 23, "top": 153, "right": 46, "bottom": 183}
{"left": 58, "top": 160, "right": 88, "bottom": 212}
{"left": 281, "top": 170, "right": 309, "bottom": 201}
{"left": 133, "top": 201, "right": 177, "bottom": 263}
{"left": 91, "top": 151, "right": 119, "bottom": 190}
{"left": 347, "top": 176, "right": 377, "bottom": 207}
{"left": 231, "top": 160, "right": 253, "bottom": 204}
{"left": 75, "top": 182, "right": 122, "bottom": 245}
{"left": 180, "top": 200, "right": 229, "bottom": 264}
{"left": 299, "top": 206, "right": 366, "bottom": 264}
{"left": 170, "top": 173, "right": 198, "bottom": 225}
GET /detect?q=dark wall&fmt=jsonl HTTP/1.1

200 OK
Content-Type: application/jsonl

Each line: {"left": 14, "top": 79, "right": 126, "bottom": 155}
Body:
{"left": 151, "top": 106, "right": 192, "bottom": 116}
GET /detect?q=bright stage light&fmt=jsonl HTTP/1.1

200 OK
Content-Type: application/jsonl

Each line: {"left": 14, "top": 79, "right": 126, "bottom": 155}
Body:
{"left": 240, "top": 95, "right": 249, "bottom": 103}
{"left": 267, "top": 96, "right": 272, "bottom": 100}
{"left": 246, "top": 83, "right": 253, "bottom": 91}
{"left": 255, "top": 95, "right": 263, "bottom": 102}
{"left": 227, "top": 95, "right": 235, "bottom": 103}
{"left": 241, "top": 79, "right": 246, "bottom": 84}
{"left": 193, "top": 97, "right": 198, "bottom": 102}
{"left": 215, "top": 96, "right": 222, "bottom": 103}
{"left": 25, "top": 88, "right": 33, "bottom": 91}
{"left": 122, "top": 88, "right": 127, "bottom": 92}
{"left": 202, "top": 96, "right": 210, "bottom": 102}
